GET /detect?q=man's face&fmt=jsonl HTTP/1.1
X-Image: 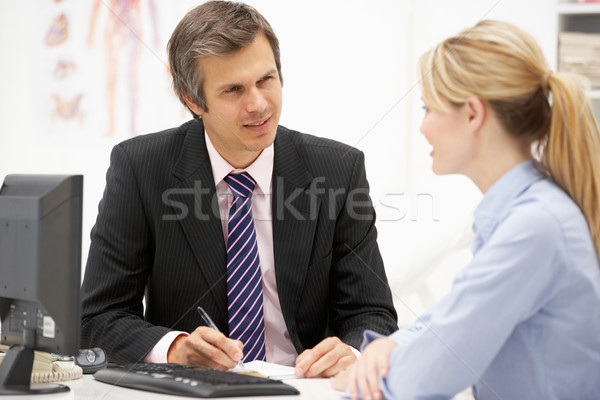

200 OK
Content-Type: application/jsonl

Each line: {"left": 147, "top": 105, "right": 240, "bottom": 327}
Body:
{"left": 186, "top": 33, "right": 282, "bottom": 168}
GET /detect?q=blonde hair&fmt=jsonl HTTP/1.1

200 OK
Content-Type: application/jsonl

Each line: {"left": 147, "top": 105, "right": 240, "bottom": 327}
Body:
{"left": 419, "top": 19, "right": 600, "bottom": 260}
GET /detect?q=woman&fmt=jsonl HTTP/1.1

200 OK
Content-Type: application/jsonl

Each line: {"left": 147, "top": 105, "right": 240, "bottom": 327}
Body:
{"left": 333, "top": 20, "right": 600, "bottom": 399}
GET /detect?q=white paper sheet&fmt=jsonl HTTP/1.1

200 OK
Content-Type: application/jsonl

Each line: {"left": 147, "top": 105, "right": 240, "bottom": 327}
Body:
{"left": 232, "top": 360, "right": 300, "bottom": 380}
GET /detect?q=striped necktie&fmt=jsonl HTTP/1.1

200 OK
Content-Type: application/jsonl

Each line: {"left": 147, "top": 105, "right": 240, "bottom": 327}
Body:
{"left": 224, "top": 172, "right": 266, "bottom": 361}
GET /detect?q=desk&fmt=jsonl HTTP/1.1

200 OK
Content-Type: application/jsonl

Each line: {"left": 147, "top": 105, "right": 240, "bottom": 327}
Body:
{"left": 2, "top": 375, "right": 343, "bottom": 400}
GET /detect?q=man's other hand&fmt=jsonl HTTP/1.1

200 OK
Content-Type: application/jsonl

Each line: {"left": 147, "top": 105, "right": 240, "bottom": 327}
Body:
{"left": 294, "top": 336, "right": 357, "bottom": 378}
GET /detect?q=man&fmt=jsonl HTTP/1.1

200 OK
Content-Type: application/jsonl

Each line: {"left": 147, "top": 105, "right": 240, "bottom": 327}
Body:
{"left": 80, "top": 0, "right": 397, "bottom": 378}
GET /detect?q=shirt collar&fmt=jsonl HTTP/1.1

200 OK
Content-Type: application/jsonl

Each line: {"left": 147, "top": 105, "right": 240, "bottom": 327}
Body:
{"left": 473, "top": 159, "right": 546, "bottom": 246}
{"left": 204, "top": 131, "right": 273, "bottom": 195}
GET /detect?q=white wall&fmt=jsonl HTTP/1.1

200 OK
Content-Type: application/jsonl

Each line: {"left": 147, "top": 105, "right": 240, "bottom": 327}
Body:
{"left": 0, "top": 0, "right": 557, "bottom": 324}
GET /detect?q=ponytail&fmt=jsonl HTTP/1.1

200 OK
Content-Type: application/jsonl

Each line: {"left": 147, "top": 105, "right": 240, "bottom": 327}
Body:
{"left": 541, "top": 73, "right": 600, "bottom": 260}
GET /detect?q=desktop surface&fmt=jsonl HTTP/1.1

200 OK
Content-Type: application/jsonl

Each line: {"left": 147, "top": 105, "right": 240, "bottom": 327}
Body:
{"left": 6, "top": 374, "right": 342, "bottom": 400}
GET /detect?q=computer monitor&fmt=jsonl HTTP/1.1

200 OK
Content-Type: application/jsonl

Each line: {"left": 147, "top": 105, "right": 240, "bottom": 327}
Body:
{"left": 0, "top": 174, "right": 83, "bottom": 395}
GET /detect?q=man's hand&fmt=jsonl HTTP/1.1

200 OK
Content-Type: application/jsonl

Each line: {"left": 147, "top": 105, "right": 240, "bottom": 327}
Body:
{"left": 167, "top": 326, "right": 244, "bottom": 369}
{"left": 294, "top": 336, "right": 357, "bottom": 378}
{"left": 344, "top": 338, "right": 398, "bottom": 400}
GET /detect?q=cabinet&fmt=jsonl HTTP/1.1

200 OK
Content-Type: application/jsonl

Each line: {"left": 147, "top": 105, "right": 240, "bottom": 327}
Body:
{"left": 557, "top": 2, "right": 600, "bottom": 120}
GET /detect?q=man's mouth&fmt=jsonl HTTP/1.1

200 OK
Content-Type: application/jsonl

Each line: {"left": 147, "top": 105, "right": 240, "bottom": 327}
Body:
{"left": 244, "top": 117, "right": 270, "bottom": 127}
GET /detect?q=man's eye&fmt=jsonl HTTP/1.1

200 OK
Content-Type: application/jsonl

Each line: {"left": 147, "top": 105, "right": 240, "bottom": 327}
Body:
{"left": 226, "top": 86, "right": 240, "bottom": 93}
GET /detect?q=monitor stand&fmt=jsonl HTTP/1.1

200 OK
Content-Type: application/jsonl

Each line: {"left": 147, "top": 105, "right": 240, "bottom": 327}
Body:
{"left": 0, "top": 329, "right": 70, "bottom": 395}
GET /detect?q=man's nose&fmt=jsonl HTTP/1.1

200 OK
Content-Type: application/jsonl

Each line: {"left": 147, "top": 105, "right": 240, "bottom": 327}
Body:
{"left": 245, "top": 87, "right": 267, "bottom": 113}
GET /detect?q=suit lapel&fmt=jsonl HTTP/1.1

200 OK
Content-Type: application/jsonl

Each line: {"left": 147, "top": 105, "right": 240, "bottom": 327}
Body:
{"left": 272, "top": 129, "right": 321, "bottom": 350}
{"left": 170, "top": 119, "right": 228, "bottom": 321}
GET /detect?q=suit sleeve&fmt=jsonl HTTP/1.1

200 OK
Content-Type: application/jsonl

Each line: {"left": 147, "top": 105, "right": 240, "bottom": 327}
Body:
{"left": 80, "top": 144, "right": 170, "bottom": 364}
{"left": 328, "top": 151, "right": 398, "bottom": 348}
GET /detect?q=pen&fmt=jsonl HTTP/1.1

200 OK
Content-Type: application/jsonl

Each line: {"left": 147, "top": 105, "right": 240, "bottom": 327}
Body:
{"left": 197, "top": 306, "right": 245, "bottom": 369}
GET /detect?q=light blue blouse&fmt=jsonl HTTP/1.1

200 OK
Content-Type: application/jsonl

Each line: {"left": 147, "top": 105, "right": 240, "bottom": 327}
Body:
{"left": 367, "top": 160, "right": 600, "bottom": 399}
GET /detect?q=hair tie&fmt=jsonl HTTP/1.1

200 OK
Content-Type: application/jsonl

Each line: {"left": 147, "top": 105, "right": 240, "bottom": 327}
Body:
{"left": 543, "top": 71, "right": 553, "bottom": 89}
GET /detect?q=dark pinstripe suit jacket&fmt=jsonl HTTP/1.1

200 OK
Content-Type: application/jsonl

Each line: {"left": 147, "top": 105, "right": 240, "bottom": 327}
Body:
{"left": 80, "top": 119, "right": 398, "bottom": 364}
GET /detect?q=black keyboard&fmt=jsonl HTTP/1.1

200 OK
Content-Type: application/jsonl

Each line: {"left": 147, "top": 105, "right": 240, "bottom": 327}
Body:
{"left": 93, "top": 363, "right": 300, "bottom": 397}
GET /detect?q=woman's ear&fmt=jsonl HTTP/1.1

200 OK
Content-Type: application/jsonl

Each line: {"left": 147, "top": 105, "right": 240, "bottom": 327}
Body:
{"left": 464, "top": 96, "right": 486, "bottom": 132}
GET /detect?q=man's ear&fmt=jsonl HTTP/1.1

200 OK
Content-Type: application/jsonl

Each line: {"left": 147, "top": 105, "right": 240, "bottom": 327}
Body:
{"left": 182, "top": 92, "right": 205, "bottom": 117}
{"left": 464, "top": 96, "right": 486, "bottom": 132}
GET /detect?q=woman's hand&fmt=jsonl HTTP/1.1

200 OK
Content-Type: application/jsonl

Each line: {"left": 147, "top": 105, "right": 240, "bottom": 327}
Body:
{"left": 342, "top": 338, "right": 398, "bottom": 400}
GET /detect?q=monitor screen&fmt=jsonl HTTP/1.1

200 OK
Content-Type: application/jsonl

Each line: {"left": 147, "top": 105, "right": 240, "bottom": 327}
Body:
{"left": 0, "top": 174, "right": 83, "bottom": 394}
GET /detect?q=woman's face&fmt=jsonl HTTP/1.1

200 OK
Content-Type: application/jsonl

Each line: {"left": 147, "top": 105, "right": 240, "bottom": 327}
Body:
{"left": 419, "top": 98, "right": 477, "bottom": 176}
